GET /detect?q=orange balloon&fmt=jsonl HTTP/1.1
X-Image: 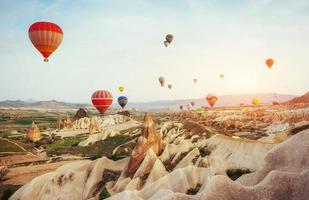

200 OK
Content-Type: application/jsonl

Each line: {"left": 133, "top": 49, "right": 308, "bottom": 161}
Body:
{"left": 158, "top": 76, "right": 165, "bottom": 87}
{"left": 265, "top": 58, "right": 274, "bottom": 69}
{"left": 206, "top": 94, "right": 218, "bottom": 107}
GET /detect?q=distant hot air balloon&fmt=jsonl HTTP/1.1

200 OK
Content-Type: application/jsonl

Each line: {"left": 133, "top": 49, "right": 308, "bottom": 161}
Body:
{"left": 179, "top": 105, "right": 183, "bottom": 110}
{"left": 206, "top": 94, "right": 218, "bottom": 107}
{"left": 186, "top": 104, "right": 192, "bottom": 110}
{"left": 118, "top": 86, "right": 125, "bottom": 93}
{"left": 252, "top": 97, "right": 260, "bottom": 105}
{"left": 265, "top": 58, "right": 274, "bottom": 69}
{"left": 196, "top": 107, "right": 205, "bottom": 114}
{"left": 28, "top": 21, "right": 63, "bottom": 62}
{"left": 219, "top": 73, "right": 224, "bottom": 80}
{"left": 91, "top": 90, "right": 113, "bottom": 115}
{"left": 158, "top": 76, "right": 165, "bottom": 87}
{"left": 164, "top": 34, "right": 174, "bottom": 47}
{"left": 193, "top": 78, "right": 197, "bottom": 84}
{"left": 190, "top": 101, "right": 195, "bottom": 106}
{"left": 118, "top": 96, "right": 128, "bottom": 108}
{"left": 168, "top": 84, "right": 172, "bottom": 90}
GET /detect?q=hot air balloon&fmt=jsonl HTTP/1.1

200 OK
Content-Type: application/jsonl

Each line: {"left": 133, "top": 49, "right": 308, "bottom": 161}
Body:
{"left": 206, "top": 94, "right": 218, "bottom": 107}
{"left": 158, "top": 76, "right": 165, "bottom": 87}
{"left": 91, "top": 90, "right": 113, "bottom": 115}
{"left": 193, "top": 78, "right": 197, "bottom": 84}
{"left": 118, "top": 86, "right": 125, "bottom": 93}
{"left": 190, "top": 101, "right": 195, "bottom": 106}
{"left": 168, "top": 84, "right": 172, "bottom": 90}
{"left": 265, "top": 58, "right": 274, "bottom": 69}
{"left": 179, "top": 105, "right": 183, "bottom": 110}
{"left": 118, "top": 96, "right": 128, "bottom": 108}
{"left": 186, "top": 104, "right": 192, "bottom": 110}
{"left": 252, "top": 97, "right": 260, "bottom": 105}
{"left": 28, "top": 21, "right": 63, "bottom": 62}
{"left": 164, "top": 34, "right": 174, "bottom": 47}
{"left": 196, "top": 107, "right": 205, "bottom": 114}
{"left": 219, "top": 73, "right": 224, "bottom": 80}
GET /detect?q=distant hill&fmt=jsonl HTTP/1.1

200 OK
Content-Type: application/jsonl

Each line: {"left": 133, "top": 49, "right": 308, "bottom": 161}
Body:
{"left": 0, "top": 100, "right": 89, "bottom": 109}
{"left": 0, "top": 93, "right": 297, "bottom": 111}
{"left": 285, "top": 92, "right": 309, "bottom": 104}
{"left": 127, "top": 93, "right": 296, "bottom": 110}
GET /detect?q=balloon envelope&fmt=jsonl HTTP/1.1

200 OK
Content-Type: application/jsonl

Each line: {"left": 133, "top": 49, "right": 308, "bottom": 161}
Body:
{"left": 118, "top": 86, "right": 125, "bottom": 93}
{"left": 193, "top": 78, "right": 197, "bottom": 84}
{"left": 252, "top": 97, "right": 260, "bottom": 105}
{"left": 118, "top": 96, "right": 128, "bottom": 108}
{"left": 28, "top": 21, "right": 63, "bottom": 62}
{"left": 91, "top": 90, "right": 113, "bottom": 114}
{"left": 190, "top": 101, "right": 195, "bottom": 106}
{"left": 220, "top": 74, "right": 224, "bottom": 80}
{"left": 179, "top": 105, "right": 183, "bottom": 110}
{"left": 265, "top": 58, "right": 274, "bottom": 69}
{"left": 159, "top": 76, "right": 165, "bottom": 87}
{"left": 168, "top": 84, "right": 172, "bottom": 89}
{"left": 164, "top": 34, "right": 174, "bottom": 47}
{"left": 206, "top": 94, "right": 218, "bottom": 107}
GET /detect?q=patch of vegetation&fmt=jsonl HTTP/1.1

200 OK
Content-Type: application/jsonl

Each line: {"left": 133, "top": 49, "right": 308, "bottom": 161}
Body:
{"left": 47, "top": 135, "right": 138, "bottom": 159}
{"left": 99, "top": 187, "right": 110, "bottom": 199}
{"left": 15, "top": 119, "right": 33, "bottom": 125}
{"left": 47, "top": 136, "right": 84, "bottom": 149}
{"left": 0, "top": 184, "right": 21, "bottom": 200}
{"left": 226, "top": 168, "right": 252, "bottom": 181}
{"left": 0, "top": 139, "right": 25, "bottom": 152}
{"left": 199, "top": 147, "right": 211, "bottom": 157}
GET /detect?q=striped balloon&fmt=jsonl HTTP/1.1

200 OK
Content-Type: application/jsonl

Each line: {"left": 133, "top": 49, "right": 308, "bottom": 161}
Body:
{"left": 28, "top": 21, "right": 63, "bottom": 62}
{"left": 91, "top": 90, "right": 113, "bottom": 114}
{"left": 117, "top": 96, "right": 128, "bottom": 108}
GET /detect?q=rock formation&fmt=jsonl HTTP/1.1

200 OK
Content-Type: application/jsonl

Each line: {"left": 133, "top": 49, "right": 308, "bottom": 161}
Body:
{"left": 25, "top": 121, "right": 41, "bottom": 142}
{"left": 56, "top": 118, "right": 63, "bottom": 130}
{"left": 74, "top": 108, "right": 88, "bottom": 120}
{"left": 88, "top": 117, "right": 101, "bottom": 134}
{"left": 63, "top": 114, "right": 73, "bottom": 129}
{"left": 125, "top": 113, "right": 163, "bottom": 178}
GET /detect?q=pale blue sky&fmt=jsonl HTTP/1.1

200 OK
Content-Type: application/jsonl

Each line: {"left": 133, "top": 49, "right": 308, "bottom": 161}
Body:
{"left": 0, "top": 0, "right": 308, "bottom": 103}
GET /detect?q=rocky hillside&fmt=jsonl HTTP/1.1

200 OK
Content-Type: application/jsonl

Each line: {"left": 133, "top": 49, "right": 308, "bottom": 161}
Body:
{"left": 286, "top": 91, "right": 309, "bottom": 104}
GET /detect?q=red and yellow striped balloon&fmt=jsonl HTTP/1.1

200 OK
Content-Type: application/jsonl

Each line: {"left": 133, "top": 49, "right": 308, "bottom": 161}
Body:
{"left": 28, "top": 21, "right": 63, "bottom": 62}
{"left": 91, "top": 90, "right": 113, "bottom": 115}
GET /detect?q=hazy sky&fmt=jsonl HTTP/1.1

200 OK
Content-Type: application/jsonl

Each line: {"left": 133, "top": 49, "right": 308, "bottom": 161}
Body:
{"left": 1, "top": 0, "right": 309, "bottom": 103}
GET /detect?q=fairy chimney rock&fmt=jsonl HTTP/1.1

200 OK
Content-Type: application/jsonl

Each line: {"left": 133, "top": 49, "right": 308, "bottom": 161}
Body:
{"left": 125, "top": 113, "right": 162, "bottom": 178}
{"left": 26, "top": 121, "right": 41, "bottom": 142}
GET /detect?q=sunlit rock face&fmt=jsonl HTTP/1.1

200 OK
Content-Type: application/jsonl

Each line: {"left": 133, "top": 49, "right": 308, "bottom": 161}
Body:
{"left": 88, "top": 117, "right": 101, "bottom": 134}
{"left": 9, "top": 111, "right": 309, "bottom": 200}
{"left": 125, "top": 113, "right": 163, "bottom": 178}
{"left": 63, "top": 114, "right": 73, "bottom": 129}
{"left": 25, "top": 121, "right": 41, "bottom": 142}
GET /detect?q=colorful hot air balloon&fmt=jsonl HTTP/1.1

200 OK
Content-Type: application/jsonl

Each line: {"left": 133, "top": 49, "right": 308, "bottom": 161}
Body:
{"left": 91, "top": 90, "right": 113, "bottom": 115}
{"left": 206, "top": 94, "right": 218, "bottom": 107}
{"left": 196, "top": 107, "right": 205, "bottom": 114}
{"left": 118, "top": 86, "right": 125, "bottom": 93}
{"left": 28, "top": 21, "right": 63, "bottom": 62}
{"left": 193, "top": 78, "right": 197, "bottom": 84}
{"left": 252, "top": 97, "right": 260, "bottom": 105}
{"left": 164, "top": 34, "right": 174, "bottom": 47}
{"left": 265, "top": 58, "right": 274, "bottom": 69}
{"left": 219, "top": 73, "right": 224, "bottom": 80}
{"left": 168, "top": 84, "right": 172, "bottom": 90}
{"left": 186, "top": 104, "right": 192, "bottom": 110}
{"left": 158, "top": 76, "right": 165, "bottom": 87}
{"left": 118, "top": 96, "right": 128, "bottom": 108}
{"left": 179, "top": 105, "right": 183, "bottom": 110}
{"left": 190, "top": 101, "right": 195, "bottom": 106}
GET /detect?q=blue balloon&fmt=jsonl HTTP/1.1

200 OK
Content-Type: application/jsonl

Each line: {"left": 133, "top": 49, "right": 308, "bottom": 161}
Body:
{"left": 117, "top": 96, "right": 128, "bottom": 108}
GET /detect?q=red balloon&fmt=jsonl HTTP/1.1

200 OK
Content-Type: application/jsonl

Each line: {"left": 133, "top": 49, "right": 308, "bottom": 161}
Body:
{"left": 28, "top": 21, "right": 63, "bottom": 62}
{"left": 190, "top": 101, "right": 195, "bottom": 106}
{"left": 91, "top": 90, "right": 113, "bottom": 114}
